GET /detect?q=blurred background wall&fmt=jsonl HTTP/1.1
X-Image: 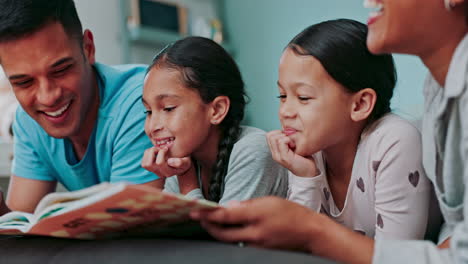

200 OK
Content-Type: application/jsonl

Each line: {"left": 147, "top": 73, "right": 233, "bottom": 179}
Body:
{"left": 0, "top": 0, "right": 428, "bottom": 187}
{"left": 75, "top": 0, "right": 427, "bottom": 132}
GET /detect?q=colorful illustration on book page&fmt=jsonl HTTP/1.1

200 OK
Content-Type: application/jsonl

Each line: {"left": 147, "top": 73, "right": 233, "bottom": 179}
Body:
{"left": 29, "top": 186, "right": 217, "bottom": 239}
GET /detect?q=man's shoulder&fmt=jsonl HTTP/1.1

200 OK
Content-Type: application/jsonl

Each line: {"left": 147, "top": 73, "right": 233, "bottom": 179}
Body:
{"left": 14, "top": 107, "right": 45, "bottom": 135}
{"left": 96, "top": 63, "right": 146, "bottom": 93}
{"left": 99, "top": 63, "right": 147, "bottom": 80}
{"left": 13, "top": 106, "right": 54, "bottom": 157}
{"left": 96, "top": 63, "right": 148, "bottom": 115}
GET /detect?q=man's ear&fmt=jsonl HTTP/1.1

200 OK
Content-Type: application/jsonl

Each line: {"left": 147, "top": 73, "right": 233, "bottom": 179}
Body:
{"left": 209, "top": 96, "right": 230, "bottom": 125}
{"left": 82, "top": 29, "right": 96, "bottom": 65}
{"left": 350, "top": 88, "right": 376, "bottom": 122}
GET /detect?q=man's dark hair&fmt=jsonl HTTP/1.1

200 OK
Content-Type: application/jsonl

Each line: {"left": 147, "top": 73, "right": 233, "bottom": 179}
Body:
{"left": 0, "top": 0, "right": 83, "bottom": 43}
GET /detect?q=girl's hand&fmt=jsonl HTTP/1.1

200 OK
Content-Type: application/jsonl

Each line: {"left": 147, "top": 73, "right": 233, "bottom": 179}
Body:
{"left": 266, "top": 130, "right": 319, "bottom": 177}
{"left": 141, "top": 144, "right": 192, "bottom": 178}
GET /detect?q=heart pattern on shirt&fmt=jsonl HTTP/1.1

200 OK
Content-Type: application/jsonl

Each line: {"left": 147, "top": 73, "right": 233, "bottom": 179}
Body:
{"left": 323, "top": 187, "right": 330, "bottom": 201}
{"left": 356, "top": 177, "right": 365, "bottom": 192}
{"left": 372, "top": 161, "right": 381, "bottom": 172}
{"left": 408, "top": 171, "right": 420, "bottom": 187}
{"left": 377, "top": 214, "right": 384, "bottom": 229}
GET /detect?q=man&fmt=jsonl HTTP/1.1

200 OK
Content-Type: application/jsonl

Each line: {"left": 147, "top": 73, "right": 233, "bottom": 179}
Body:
{"left": 0, "top": 0, "right": 163, "bottom": 213}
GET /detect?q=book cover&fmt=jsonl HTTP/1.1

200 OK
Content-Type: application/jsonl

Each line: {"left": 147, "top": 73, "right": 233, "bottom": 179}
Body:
{"left": 0, "top": 182, "right": 218, "bottom": 239}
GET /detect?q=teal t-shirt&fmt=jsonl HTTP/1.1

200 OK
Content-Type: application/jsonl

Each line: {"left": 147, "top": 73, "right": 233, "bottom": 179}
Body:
{"left": 12, "top": 63, "right": 157, "bottom": 191}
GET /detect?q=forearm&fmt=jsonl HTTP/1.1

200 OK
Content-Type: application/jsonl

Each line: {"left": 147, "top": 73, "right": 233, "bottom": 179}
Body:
{"left": 308, "top": 213, "right": 374, "bottom": 264}
{"left": 287, "top": 173, "right": 324, "bottom": 211}
{"left": 7, "top": 176, "right": 57, "bottom": 213}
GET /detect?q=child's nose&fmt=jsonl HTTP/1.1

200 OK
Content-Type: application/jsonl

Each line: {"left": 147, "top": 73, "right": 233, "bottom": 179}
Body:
{"left": 148, "top": 117, "right": 164, "bottom": 135}
{"left": 279, "top": 102, "right": 296, "bottom": 119}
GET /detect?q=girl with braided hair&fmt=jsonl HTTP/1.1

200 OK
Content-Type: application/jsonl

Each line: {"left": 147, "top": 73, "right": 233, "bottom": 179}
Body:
{"left": 141, "top": 36, "right": 288, "bottom": 204}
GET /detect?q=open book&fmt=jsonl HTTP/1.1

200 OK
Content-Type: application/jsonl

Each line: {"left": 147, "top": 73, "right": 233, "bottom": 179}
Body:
{"left": 0, "top": 182, "right": 218, "bottom": 239}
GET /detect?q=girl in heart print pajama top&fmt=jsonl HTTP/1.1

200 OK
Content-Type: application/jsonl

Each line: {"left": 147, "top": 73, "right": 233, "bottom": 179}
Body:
{"left": 288, "top": 114, "right": 441, "bottom": 240}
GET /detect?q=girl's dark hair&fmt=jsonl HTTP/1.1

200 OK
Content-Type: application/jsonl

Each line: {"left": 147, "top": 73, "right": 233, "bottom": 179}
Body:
{"left": 147, "top": 36, "right": 246, "bottom": 202}
{"left": 0, "top": 0, "right": 83, "bottom": 44}
{"left": 288, "top": 19, "right": 397, "bottom": 123}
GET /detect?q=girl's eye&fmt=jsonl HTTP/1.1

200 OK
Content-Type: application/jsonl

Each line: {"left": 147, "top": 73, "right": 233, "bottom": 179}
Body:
{"left": 298, "top": 96, "right": 311, "bottom": 101}
{"left": 144, "top": 110, "right": 152, "bottom": 116}
{"left": 277, "top": 95, "right": 286, "bottom": 101}
{"left": 164, "top": 106, "right": 176, "bottom": 112}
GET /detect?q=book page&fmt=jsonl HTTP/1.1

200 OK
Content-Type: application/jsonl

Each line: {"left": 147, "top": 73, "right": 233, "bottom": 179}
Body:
{"left": 32, "top": 182, "right": 128, "bottom": 223}
{"left": 34, "top": 182, "right": 115, "bottom": 214}
{"left": 29, "top": 184, "right": 218, "bottom": 239}
{"left": 0, "top": 211, "right": 34, "bottom": 234}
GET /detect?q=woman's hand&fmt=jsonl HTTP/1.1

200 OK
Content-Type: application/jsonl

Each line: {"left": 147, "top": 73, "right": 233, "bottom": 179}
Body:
{"left": 191, "top": 196, "right": 374, "bottom": 264}
{"left": 141, "top": 144, "right": 192, "bottom": 178}
{"left": 191, "top": 196, "right": 320, "bottom": 251}
{"left": 267, "top": 130, "right": 319, "bottom": 177}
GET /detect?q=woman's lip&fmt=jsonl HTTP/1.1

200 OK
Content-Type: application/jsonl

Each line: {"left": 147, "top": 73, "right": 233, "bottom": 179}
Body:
{"left": 367, "top": 11, "right": 382, "bottom": 26}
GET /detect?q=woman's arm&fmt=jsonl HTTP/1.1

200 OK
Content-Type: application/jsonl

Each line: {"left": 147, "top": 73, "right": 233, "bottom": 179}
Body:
{"left": 192, "top": 197, "right": 375, "bottom": 264}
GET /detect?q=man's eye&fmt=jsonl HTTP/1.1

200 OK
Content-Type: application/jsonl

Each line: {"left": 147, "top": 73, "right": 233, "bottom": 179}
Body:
{"left": 14, "top": 79, "right": 33, "bottom": 87}
{"left": 53, "top": 64, "right": 72, "bottom": 76}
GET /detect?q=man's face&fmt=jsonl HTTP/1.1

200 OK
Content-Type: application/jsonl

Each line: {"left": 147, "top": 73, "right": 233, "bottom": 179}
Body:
{"left": 0, "top": 22, "right": 97, "bottom": 139}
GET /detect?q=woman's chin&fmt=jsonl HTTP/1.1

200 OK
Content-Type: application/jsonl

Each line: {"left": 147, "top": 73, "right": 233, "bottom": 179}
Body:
{"left": 366, "top": 34, "right": 386, "bottom": 55}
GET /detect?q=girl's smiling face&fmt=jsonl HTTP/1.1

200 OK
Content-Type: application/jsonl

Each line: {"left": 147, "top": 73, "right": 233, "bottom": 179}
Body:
{"left": 277, "top": 48, "right": 357, "bottom": 156}
{"left": 142, "top": 67, "right": 213, "bottom": 158}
